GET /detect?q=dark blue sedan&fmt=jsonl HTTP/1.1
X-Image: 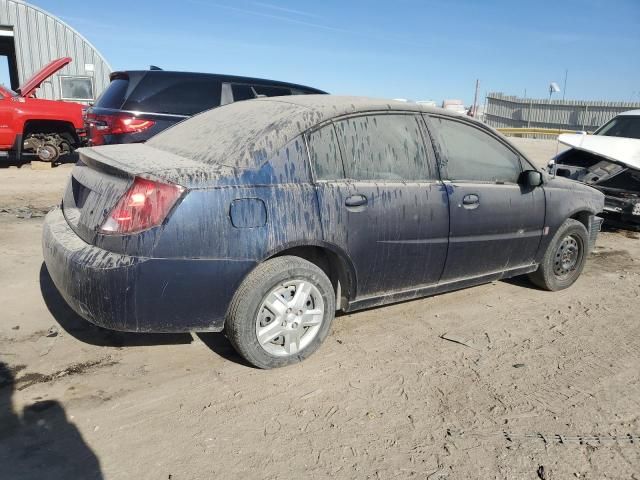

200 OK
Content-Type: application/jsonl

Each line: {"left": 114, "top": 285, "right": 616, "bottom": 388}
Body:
{"left": 43, "top": 96, "right": 604, "bottom": 368}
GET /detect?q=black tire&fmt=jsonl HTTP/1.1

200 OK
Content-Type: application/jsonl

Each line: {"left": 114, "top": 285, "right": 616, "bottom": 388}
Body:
{"left": 225, "top": 256, "right": 336, "bottom": 369}
{"left": 528, "top": 219, "right": 589, "bottom": 291}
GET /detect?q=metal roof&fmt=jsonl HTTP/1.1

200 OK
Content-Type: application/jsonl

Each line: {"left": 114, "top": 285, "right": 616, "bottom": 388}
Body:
{"left": 0, "top": 0, "right": 112, "bottom": 100}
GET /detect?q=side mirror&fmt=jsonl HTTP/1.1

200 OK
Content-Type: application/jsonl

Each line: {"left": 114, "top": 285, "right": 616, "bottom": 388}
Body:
{"left": 519, "top": 169, "right": 543, "bottom": 187}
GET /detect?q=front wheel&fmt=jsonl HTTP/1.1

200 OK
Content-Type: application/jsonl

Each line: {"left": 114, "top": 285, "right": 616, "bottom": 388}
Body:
{"left": 528, "top": 218, "right": 589, "bottom": 291}
{"left": 225, "top": 256, "right": 336, "bottom": 369}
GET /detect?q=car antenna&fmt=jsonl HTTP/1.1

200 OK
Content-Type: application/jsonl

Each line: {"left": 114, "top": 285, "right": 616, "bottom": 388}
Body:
{"left": 149, "top": 65, "right": 163, "bottom": 71}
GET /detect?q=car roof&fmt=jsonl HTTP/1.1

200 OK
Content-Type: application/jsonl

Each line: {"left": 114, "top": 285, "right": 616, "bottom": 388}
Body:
{"left": 145, "top": 95, "right": 491, "bottom": 176}
{"left": 617, "top": 109, "right": 640, "bottom": 117}
{"left": 249, "top": 94, "right": 476, "bottom": 125}
{"left": 110, "top": 69, "right": 327, "bottom": 94}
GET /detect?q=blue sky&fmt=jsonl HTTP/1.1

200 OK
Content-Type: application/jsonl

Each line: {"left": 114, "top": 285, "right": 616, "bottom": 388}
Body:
{"left": 26, "top": 0, "right": 640, "bottom": 103}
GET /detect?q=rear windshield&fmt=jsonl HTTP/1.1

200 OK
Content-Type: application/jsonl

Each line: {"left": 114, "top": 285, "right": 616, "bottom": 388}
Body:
{"left": 596, "top": 116, "right": 640, "bottom": 139}
{"left": 122, "top": 74, "right": 222, "bottom": 116}
{"left": 94, "top": 78, "right": 129, "bottom": 109}
{"left": 147, "top": 99, "right": 312, "bottom": 169}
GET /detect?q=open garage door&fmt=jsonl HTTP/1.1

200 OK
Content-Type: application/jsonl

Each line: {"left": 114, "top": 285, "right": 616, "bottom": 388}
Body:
{"left": 0, "top": 26, "right": 19, "bottom": 90}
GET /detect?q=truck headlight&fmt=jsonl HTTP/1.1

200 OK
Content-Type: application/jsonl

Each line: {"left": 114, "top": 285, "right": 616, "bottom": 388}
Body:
{"left": 632, "top": 202, "right": 640, "bottom": 216}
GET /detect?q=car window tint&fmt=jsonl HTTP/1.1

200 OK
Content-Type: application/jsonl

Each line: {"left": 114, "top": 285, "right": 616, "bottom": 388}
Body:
{"left": 334, "top": 114, "right": 432, "bottom": 181}
{"left": 596, "top": 116, "right": 640, "bottom": 139}
{"left": 123, "top": 74, "right": 222, "bottom": 115}
{"left": 252, "top": 85, "right": 292, "bottom": 97}
{"left": 432, "top": 117, "right": 522, "bottom": 183}
{"left": 231, "top": 84, "right": 255, "bottom": 101}
{"left": 94, "top": 78, "right": 128, "bottom": 109}
{"left": 307, "top": 124, "right": 344, "bottom": 180}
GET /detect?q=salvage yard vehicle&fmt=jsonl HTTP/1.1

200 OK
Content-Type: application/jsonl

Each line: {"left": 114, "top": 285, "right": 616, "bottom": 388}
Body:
{"left": 0, "top": 57, "right": 85, "bottom": 163}
{"left": 85, "top": 68, "right": 326, "bottom": 146}
{"left": 43, "top": 96, "right": 605, "bottom": 369}
{"left": 550, "top": 110, "right": 640, "bottom": 229}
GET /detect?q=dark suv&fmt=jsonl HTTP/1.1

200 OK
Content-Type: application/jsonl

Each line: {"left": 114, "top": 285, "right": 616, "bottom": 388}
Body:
{"left": 85, "top": 69, "right": 326, "bottom": 145}
{"left": 44, "top": 96, "right": 604, "bottom": 369}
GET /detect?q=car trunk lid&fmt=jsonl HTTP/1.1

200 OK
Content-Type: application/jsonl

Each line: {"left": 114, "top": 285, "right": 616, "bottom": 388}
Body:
{"left": 62, "top": 144, "right": 233, "bottom": 243}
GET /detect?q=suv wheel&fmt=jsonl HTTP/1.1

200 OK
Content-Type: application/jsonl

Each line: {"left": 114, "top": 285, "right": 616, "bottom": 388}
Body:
{"left": 529, "top": 218, "right": 589, "bottom": 291}
{"left": 225, "top": 256, "right": 336, "bottom": 369}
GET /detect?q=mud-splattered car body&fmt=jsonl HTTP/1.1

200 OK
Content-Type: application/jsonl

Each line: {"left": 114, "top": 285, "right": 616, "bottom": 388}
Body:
{"left": 43, "top": 96, "right": 605, "bottom": 334}
{"left": 551, "top": 131, "right": 640, "bottom": 229}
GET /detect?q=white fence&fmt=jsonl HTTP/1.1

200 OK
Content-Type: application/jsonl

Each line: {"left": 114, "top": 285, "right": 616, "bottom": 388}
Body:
{"left": 485, "top": 93, "right": 640, "bottom": 132}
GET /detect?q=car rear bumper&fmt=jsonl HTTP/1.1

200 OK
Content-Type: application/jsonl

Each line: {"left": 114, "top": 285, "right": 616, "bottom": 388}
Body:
{"left": 42, "top": 207, "right": 256, "bottom": 333}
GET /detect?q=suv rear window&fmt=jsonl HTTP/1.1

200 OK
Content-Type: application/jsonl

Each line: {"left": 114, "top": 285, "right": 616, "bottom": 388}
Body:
{"left": 122, "top": 74, "right": 222, "bottom": 116}
{"left": 93, "top": 78, "right": 129, "bottom": 109}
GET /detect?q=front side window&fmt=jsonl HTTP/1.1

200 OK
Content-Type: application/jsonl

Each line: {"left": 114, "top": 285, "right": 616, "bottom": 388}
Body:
{"left": 307, "top": 124, "right": 344, "bottom": 180}
{"left": 334, "top": 114, "right": 433, "bottom": 181}
{"left": 431, "top": 117, "right": 522, "bottom": 183}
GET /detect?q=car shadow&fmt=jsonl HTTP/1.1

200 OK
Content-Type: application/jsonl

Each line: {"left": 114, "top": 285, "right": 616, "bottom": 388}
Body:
{"left": 39, "top": 263, "right": 193, "bottom": 348}
{"left": 0, "top": 151, "right": 79, "bottom": 169}
{"left": 0, "top": 362, "right": 104, "bottom": 479}
{"left": 501, "top": 275, "right": 541, "bottom": 290}
{"left": 195, "top": 333, "right": 255, "bottom": 368}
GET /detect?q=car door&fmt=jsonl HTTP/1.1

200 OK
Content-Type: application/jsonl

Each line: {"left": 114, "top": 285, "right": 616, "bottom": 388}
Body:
{"left": 0, "top": 92, "right": 15, "bottom": 149}
{"left": 307, "top": 113, "right": 449, "bottom": 299}
{"left": 426, "top": 115, "right": 545, "bottom": 281}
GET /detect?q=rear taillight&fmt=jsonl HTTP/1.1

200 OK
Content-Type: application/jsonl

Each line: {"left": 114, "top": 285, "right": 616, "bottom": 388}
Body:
{"left": 86, "top": 113, "right": 155, "bottom": 145}
{"left": 100, "top": 177, "right": 184, "bottom": 234}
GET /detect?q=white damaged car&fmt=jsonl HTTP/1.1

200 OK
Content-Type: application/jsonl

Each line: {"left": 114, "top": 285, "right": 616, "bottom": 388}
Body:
{"left": 549, "top": 110, "right": 640, "bottom": 229}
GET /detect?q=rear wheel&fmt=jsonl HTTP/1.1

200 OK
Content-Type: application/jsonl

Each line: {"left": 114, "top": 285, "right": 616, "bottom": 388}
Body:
{"left": 225, "top": 256, "right": 335, "bottom": 369}
{"left": 528, "top": 219, "right": 588, "bottom": 291}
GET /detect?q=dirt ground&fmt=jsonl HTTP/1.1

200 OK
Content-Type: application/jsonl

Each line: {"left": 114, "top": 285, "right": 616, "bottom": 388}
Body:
{"left": 0, "top": 139, "right": 638, "bottom": 479}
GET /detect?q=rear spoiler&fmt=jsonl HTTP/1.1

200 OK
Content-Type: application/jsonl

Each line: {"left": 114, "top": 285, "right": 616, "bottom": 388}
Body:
{"left": 109, "top": 71, "right": 130, "bottom": 82}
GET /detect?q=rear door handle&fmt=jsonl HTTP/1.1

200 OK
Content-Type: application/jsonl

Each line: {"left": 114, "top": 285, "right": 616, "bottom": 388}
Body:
{"left": 345, "top": 194, "right": 368, "bottom": 208}
{"left": 462, "top": 194, "right": 480, "bottom": 209}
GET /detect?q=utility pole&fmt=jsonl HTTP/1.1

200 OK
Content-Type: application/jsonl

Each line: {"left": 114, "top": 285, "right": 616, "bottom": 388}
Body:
{"left": 562, "top": 69, "right": 568, "bottom": 101}
{"left": 471, "top": 79, "right": 479, "bottom": 117}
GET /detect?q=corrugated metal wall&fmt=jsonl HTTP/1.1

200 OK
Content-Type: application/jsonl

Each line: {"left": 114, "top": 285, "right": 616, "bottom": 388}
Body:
{"left": 485, "top": 92, "right": 640, "bottom": 132}
{"left": 0, "top": 0, "right": 111, "bottom": 101}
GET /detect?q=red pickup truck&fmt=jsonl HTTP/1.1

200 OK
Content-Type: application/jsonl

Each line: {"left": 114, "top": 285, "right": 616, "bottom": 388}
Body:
{"left": 0, "top": 57, "right": 86, "bottom": 163}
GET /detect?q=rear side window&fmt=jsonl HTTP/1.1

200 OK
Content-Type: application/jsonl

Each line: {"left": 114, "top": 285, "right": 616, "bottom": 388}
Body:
{"left": 307, "top": 124, "right": 344, "bottom": 180}
{"left": 431, "top": 117, "right": 522, "bottom": 183}
{"left": 334, "top": 114, "right": 433, "bottom": 181}
{"left": 94, "top": 78, "right": 129, "bottom": 109}
{"left": 231, "top": 84, "right": 255, "bottom": 101}
{"left": 122, "top": 74, "right": 222, "bottom": 115}
{"left": 231, "top": 84, "right": 293, "bottom": 102}
{"left": 253, "top": 85, "right": 291, "bottom": 97}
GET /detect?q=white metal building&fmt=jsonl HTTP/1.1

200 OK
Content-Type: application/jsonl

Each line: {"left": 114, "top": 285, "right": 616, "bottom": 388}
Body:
{"left": 0, "top": 0, "right": 111, "bottom": 102}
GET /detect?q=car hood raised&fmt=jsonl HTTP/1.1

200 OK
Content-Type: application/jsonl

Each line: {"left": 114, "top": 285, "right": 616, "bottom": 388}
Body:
{"left": 558, "top": 133, "right": 640, "bottom": 171}
{"left": 17, "top": 57, "right": 71, "bottom": 98}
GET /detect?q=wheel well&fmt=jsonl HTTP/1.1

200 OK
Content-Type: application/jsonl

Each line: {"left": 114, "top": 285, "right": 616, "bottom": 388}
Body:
{"left": 270, "top": 246, "right": 354, "bottom": 310}
{"left": 23, "top": 120, "right": 78, "bottom": 145}
{"left": 570, "top": 211, "right": 592, "bottom": 230}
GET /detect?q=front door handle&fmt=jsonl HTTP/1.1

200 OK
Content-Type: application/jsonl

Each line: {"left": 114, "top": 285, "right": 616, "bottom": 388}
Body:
{"left": 462, "top": 194, "right": 480, "bottom": 209}
{"left": 345, "top": 194, "right": 368, "bottom": 208}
